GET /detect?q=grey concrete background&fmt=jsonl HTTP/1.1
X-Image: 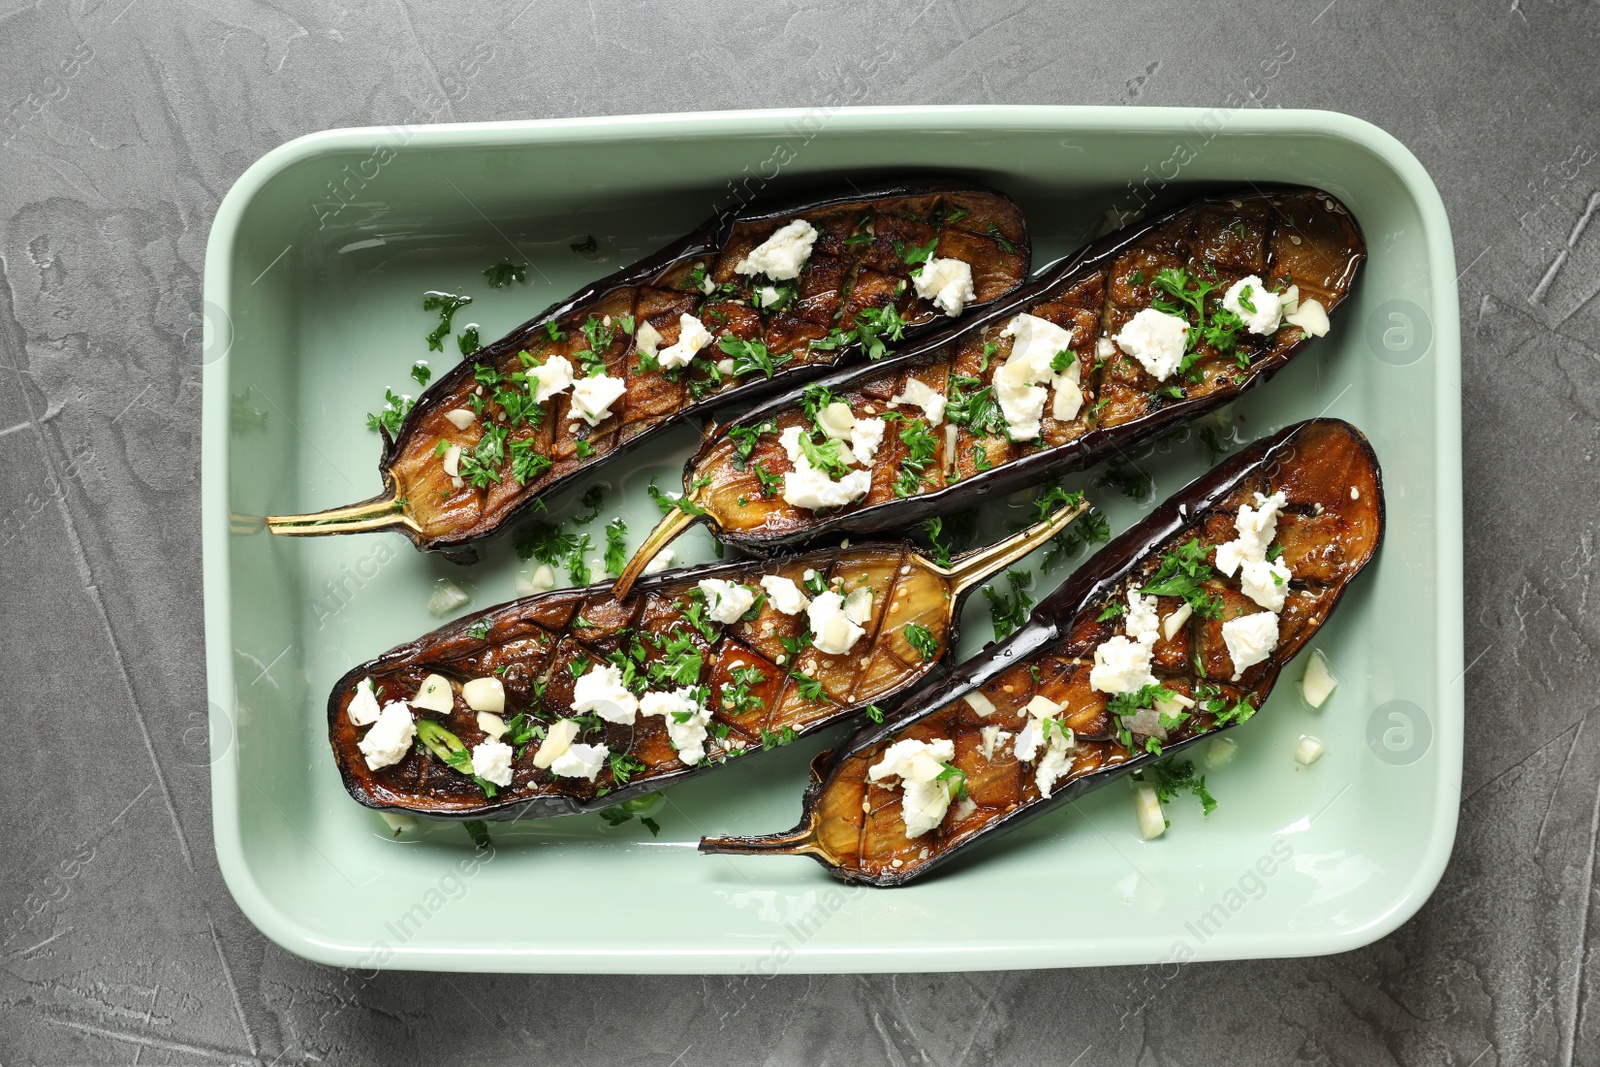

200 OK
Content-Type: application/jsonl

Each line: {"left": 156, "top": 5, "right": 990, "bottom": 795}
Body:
{"left": 1, "top": 0, "right": 1596, "bottom": 1063}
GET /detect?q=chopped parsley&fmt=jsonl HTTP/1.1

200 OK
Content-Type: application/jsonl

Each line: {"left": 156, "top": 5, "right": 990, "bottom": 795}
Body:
{"left": 1139, "top": 539, "right": 1224, "bottom": 618}
{"left": 648, "top": 475, "right": 709, "bottom": 516}
{"left": 457, "top": 325, "right": 481, "bottom": 357}
{"left": 801, "top": 434, "right": 855, "bottom": 478}
{"left": 509, "top": 438, "right": 553, "bottom": 484}
{"left": 483, "top": 262, "right": 527, "bottom": 289}
{"left": 903, "top": 622, "right": 937, "bottom": 661}
{"left": 1137, "top": 759, "right": 1218, "bottom": 816}
{"left": 410, "top": 361, "right": 432, "bottom": 387}
{"left": 365, "top": 388, "right": 412, "bottom": 435}
{"left": 728, "top": 418, "right": 776, "bottom": 471}
{"left": 1095, "top": 461, "right": 1153, "bottom": 501}
{"left": 753, "top": 461, "right": 782, "bottom": 498}
{"left": 987, "top": 225, "right": 1016, "bottom": 254}
{"left": 983, "top": 568, "right": 1034, "bottom": 640}
{"left": 422, "top": 291, "right": 472, "bottom": 353}
{"left": 603, "top": 518, "right": 628, "bottom": 578}
{"left": 719, "top": 335, "right": 793, "bottom": 379}
{"left": 893, "top": 419, "right": 938, "bottom": 497}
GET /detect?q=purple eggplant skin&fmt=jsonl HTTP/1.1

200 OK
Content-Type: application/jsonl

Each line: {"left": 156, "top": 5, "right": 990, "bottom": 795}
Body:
{"left": 277, "top": 179, "right": 1029, "bottom": 563}
{"left": 699, "top": 418, "right": 1385, "bottom": 886}
{"left": 667, "top": 185, "right": 1366, "bottom": 560}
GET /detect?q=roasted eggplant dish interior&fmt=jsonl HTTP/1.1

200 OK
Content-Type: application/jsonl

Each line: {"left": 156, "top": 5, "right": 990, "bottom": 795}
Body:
{"left": 701, "top": 419, "right": 1383, "bottom": 885}
{"left": 617, "top": 186, "right": 1363, "bottom": 595}
{"left": 330, "top": 499, "right": 1087, "bottom": 818}
{"left": 268, "top": 181, "right": 1029, "bottom": 559}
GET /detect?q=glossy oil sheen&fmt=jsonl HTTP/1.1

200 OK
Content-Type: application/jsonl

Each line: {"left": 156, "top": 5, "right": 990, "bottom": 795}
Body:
{"left": 202, "top": 107, "right": 1462, "bottom": 973}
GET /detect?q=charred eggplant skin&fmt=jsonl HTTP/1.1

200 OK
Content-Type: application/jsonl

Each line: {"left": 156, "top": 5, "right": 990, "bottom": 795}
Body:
{"left": 326, "top": 498, "right": 1083, "bottom": 821}
{"left": 701, "top": 418, "right": 1385, "bottom": 885}
{"left": 679, "top": 185, "right": 1364, "bottom": 557}
{"left": 281, "top": 179, "right": 1028, "bottom": 562}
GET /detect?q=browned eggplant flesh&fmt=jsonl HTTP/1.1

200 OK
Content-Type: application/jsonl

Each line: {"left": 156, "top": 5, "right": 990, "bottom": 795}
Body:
{"left": 700, "top": 419, "right": 1383, "bottom": 885}
{"left": 329, "top": 498, "right": 1087, "bottom": 818}
{"left": 269, "top": 181, "right": 1029, "bottom": 557}
{"left": 619, "top": 187, "right": 1364, "bottom": 590}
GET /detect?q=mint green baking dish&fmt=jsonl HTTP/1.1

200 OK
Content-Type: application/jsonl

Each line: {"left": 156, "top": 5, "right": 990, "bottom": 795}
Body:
{"left": 202, "top": 106, "right": 1461, "bottom": 973}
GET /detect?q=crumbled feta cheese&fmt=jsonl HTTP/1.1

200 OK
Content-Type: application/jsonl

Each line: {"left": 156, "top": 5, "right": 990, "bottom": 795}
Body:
{"left": 550, "top": 742, "right": 608, "bottom": 780}
{"left": 640, "top": 687, "right": 712, "bottom": 765}
{"left": 1239, "top": 556, "right": 1292, "bottom": 612}
{"left": 996, "top": 313, "right": 1078, "bottom": 435}
{"left": 656, "top": 313, "right": 714, "bottom": 370}
{"left": 571, "top": 663, "right": 639, "bottom": 724}
{"left": 778, "top": 424, "right": 806, "bottom": 465}
{"left": 699, "top": 578, "right": 756, "bottom": 624}
{"left": 529, "top": 355, "right": 575, "bottom": 404}
{"left": 642, "top": 548, "right": 675, "bottom": 575}
{"left": 568, "top": 372, "right": 625, "bottom": 426}
{"left": 412, "top": 673, "right": 454, "bottom": 713}
{"left": 993, "top": 358, "right": 1048, "bottom": 441}
{"left": 1222, "top": 275, "right": 1284, "bottom": 336}
{"left": 1162, "top": 602, "right": 1193, "bottom": 642}
{"left": 1124, "top": 590, "right": 1160, "bottom": 642}
{"left": 849, "top": 417, "right": 886, "bottom": 466}
{"left": 476, "top": 711, "right": 508, "bottom": 740}
{"left": 842, "top": 587, "right": 873, "bottom": 625}
{"left": 358, "top": 702, "right": 416, "bottom": 770}
{"left": 1301, "top": 649, "right": 1338, "bottom": 708}
{"left": 734, "top": 219, "right": 818, "bottom": 280}
{"left": 348, "top": 677, "right": 382, "bottom": 726}
{"left": 1285, "top": 297, "right": 1330, "bottom": 337}
{"left": 531, "top": 718, "right": 579, "bottom": 769}
{"left": 1003, "top": 313, "right": 1075, "bottom": 380}
{"left": 978, "top": 724, "right": 1011, "bottom": 759}
{"left": 1115, "top": 308, "right": 1189, "bottom": 381}
{"left": 634, "top": 319, "right": 663, "bottom": 358}
{"left": 1095, "top": 335, "right": 1117, "bottom": 362}
{"left": 1090, "top": 634, "right": 1158, "bottom": 695}
{"left": 444, "top": 408, "right": 475, "bottom": 430}
{"left": 950, "top": 795, "right": 978, "bottom": 822}
{"left": 1214, "top": 491, "right": 1288, "bottom": 577}
{"left": 807, "top": 590, "right": 865, "bottom": 655}
{"left": 1033, "top": 724, "right": 1077, "bottom": 798}
{"left": 1221, "top": 611, "right": 1280, "bottom": 680}
{"left": 461, "top": 677, "right": 504, "bottom": 713}
{"left": 890, "top": 377, "right": 946, "bottom": 427}
{"left": 782, "top": 459, "right": 871, "bottom": 511}
{"left": 759, "top": 574, "right": 809, "bottom": 615}
{"left": 441, "top": 444, "right": 461, "bottom": 477}
{"left": 868, "top": 738, "right": 957, "bottom": 838}
{"left": 913, "top": 257, "right": 976, "bottom": 317}
{"left": 757, "top": 285, "right": 782, "bottom": 308}
{"left": 1013, "top": 718, "right": 1044, "bottom": 762}
{"left": 470, "top": 740, "right": 514, "bottom": 786}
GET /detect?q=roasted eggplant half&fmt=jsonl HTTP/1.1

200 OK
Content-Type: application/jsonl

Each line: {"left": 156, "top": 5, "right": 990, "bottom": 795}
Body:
{"left": 329, "top": 496, "right": 1088, "bottom": 819}
{"left": 616, "top": 186, "right": 1363, "bottom": 596}
{"left": 700, "top": 418, "right": 1383, "bottom": 885}
{"left": 268, "top": 180, "right": 1029, "bottom": 560}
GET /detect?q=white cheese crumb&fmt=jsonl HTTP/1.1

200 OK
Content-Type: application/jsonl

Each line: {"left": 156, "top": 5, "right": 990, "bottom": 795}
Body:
{"left": 734, "top": 219, "right": 819, "bottom": 281}
{"left": 782, "top": 459, "right": 871, "bottom": 511}
{"left": 1090, "top": 634, "right": 1158, "bottom": 695}
{"left": 807, "top": 590, "right": 865, "bottom": 655}
{"left": 529, "top": 355, "right": 575, "bottom": 404}
{"left": 913, "top": 257, "right": 976, "bottom": 317}
{"left": 978, "top": 724, "right": 1011, "bottom": 759}
{"left": 470, "top": 740, "right": 514, "bottom": 786}
{"left": 757, "top": 285, "right": 782, "bottom": 308}
{"left": 461, "top": 677, "right": 504, "bottom": 713}
{"left": 699, "top": 578, "right": 756, "bottom": 624}
{"left": 997, "top": 313, "right": 1077, "bottom": 437}
{"left": 550, "top": 742, "right": 608, "bottom": 780}
{"left": 359, "top": 702, "right": 416, "bottom": 770}
{"left": 656, "top": 313, "right": 714, "bottom": 370}
{"left": 1240, "top": 556, "right": 1292, "bottom": 612}
{"left": 849, "top": 417, "right": 886, "bottom": 466}
{"left": 1222, "top": 275, "right": 1284, "bottom": 335}
{"left": 868, "top": 737, "right": 957, "bottom": 838}
{"left": 1115, "top": 307, "right": 1189, "bottom": 381}
{"left": 1124, "top": 590, "right": 1160, "bottom": 642}
{"left": 1222, "top": 611, "right": 1280, "bottom": 680}
{"left": 640, "top": 687, "right": 712, "bottom": 765}
{"left": 759, "top": 574, "right": 809, "bottom": 615}
{"left": 444, "top": 408, "right": 476, "bottom": 430}
{"left": 571, "top": 662, "right": 639, "bottom": 724}
{"left": 642, "top": 548, "right": 675, "bottom": 575}
{"left": 568, "top": 372, "right": 625, "bottom": 426}
{"left": 348, "top": 677, "right": 382, "bottom": 726}
{"left": 890, "top": 377, "right": 947, "bottom": 426}
{"left": 1214, "top": 491, "right": 1288, "bottom": 577}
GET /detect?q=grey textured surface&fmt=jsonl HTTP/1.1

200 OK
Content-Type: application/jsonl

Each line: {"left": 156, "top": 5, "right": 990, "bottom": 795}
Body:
{"left": 1, "top": 0, "right": 1597, "bottom": 1063}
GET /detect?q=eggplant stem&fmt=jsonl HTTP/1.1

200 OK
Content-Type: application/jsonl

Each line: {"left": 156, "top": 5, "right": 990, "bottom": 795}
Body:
{"left": 266, "top": 492, "right": 419, "bottom": 536}
{"left": 698, "top": 821, "right": 823, "bottom": 858}
{"left": 932, "top": 498, "right": 1091, "bottom": 597}
{"left": 611, "top": 507, "right": 699, "bottom": 601}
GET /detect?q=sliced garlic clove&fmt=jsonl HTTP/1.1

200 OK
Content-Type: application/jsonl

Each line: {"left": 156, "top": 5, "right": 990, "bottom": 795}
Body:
{"left": 412, "top": 673, "right": 455, "bottom": 713}
{"left": 462, "top": 677, "right": 505, "bottom": 713}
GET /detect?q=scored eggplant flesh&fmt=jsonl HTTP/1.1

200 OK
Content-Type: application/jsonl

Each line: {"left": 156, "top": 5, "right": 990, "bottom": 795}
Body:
{"left": 617, "top": 186, "right": 1363, "bottom": 594}
{"left": 268, "top": 180, "right": 1029, "bottom": 559}
{"left": 329, "top": 498, "right": 1086, "bottom": 820}
{"left": 699, "top": 419, "right": 1383, "bottom": 886}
